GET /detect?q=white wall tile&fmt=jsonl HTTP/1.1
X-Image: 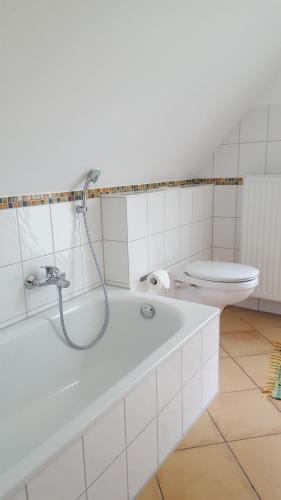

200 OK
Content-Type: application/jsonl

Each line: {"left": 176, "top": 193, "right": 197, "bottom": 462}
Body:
{"left": 179, "top": 188, "right": 192, "bottom": 226}
{"left": 203, "top": 218, "right": 213, "bottom": 250}
{"left": 0, "top": 263, "right": 26, "bottom": 324}
{"left": 235, "top": 219, "right": 241, "bottom": 250}
{"left": 27, "top": 439, "right": 85, "bottom": 500}
{"left": 17, "top": 205, "right": 53, "bottom": 260}
{"left": 8, "top": 490, "right": 27, "bottom": 500}
{"left": 103, "top": 240, "right": 129, "bottom": 285}
{"left": 182, "top": 331, "right": 202, "bottom": 386}
{"left": 203, "top": 186, "right": 213, "bottom": 219}
{"left": 202, "top": 351, "right": 219, "bottom": 407}
{"left": 268, "top": 104, "right": 281, "bottom": 141}
{"left": 125, "top": 373, "right": 157, "bottom": 444}
{"left": 127, "top": 196, "right": 148, "bottom": 241}
{"left": 148, "top": 193, "right": 165, "bottom": 235}
{"left": 235, "top": 249, "right": 240, "bottom": 263}
{"left": 55, "top": 247, "right": 83, "bottom": 296}
{"left": 127, "top": 419, "right": 157, "bottom": 500}
{"left": 23, "top": 254, "right": 57, "bottom": 311}
{"left": 202, "top": 316, "right": 219, "bottom": 364}
{"left": 51, "top": 202, "right": 80, "bottom": 252}
{"left": 165, "top": 228, "right": 180, "bottom": 267}
{"left": 236, "top": 186, "right": 243, "bottom": 218}
{"left": 0, "top": 209, "right": 21, "bottom": 266}
{"left": 192, "top": 187, "right": 205, "bottom": 221}
{"left": 157, "top": 349, "right": 181, "bottom": 411}
{"left": 179, "top": 224, "right": 192, "bottom": 261}
{"left": 235, "top": 297, "right": 259, "bottom": 310}
{"left": 148, "top": 233, "right": 165, "bottom": 272}
{"left": 214, "top": 144, "right": 239, "bottom": 177}
{"left": 81, "top": 241, "right": 104, "bottom": 289}
{"left": 84, "top": 401, "right": 126, "bottom": 486}
{"left": 164, "top": 190, "right": 179, "bottom": 230}
{"left": 221, "top": 124, "right": 240, "bottom": 144}
{"left": 182, "top": 370, "right": 202, "bottom": 434}
{"left": 128, "top": 238, "right": 148, "bottom": 283}
{"left": 80, "top": 198, "right": 102, "bottom": 244}
{"left": 266, "top": 141, "right": 281, "bottom": 174}
{"left": 213, "top": 217, "right": 235, "bottom": 249}
{"left": 87, "top": 453, "right": 127, "bottom": 500}
{"left": 240, "top": 105, "right": 268, "bottom": 142}
{"left": 191, "top": 220, "right": 204, "bottom": 255}
{"left": 259, "top": 299, "right": 281, "bottom": 315}
{"left": 213, "top": 247, "right": 235, "bottom": 262}
{"left": 101, "top": 197, "right": 127, "bottom": 241}
{"left": 238, "top": 142, "right": 266, "bottom": 175}
{"left": 158, "top": 393, "right": 182, "bottom": 463}
{"left": 213, "top": 186, "right": 237, "bottom": 217}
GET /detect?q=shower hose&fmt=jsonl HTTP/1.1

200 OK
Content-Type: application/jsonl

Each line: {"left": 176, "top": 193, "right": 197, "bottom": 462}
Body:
{"left": 57, "top": 210, "right": 109, "bottom": 350}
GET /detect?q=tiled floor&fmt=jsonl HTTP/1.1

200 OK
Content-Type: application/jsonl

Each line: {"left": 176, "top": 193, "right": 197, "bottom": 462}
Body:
{"left": 137, "top": 306, "right": 281, "bottom": 500}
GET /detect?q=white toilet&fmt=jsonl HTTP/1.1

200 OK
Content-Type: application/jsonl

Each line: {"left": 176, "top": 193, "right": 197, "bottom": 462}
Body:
{"left": 169, "top": 260, "right": 259, "bottom": 309}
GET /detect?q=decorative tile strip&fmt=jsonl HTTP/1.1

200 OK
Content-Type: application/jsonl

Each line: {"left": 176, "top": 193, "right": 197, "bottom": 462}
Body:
{"left": 0, "top": 177, "right": 243, "bottom": 210}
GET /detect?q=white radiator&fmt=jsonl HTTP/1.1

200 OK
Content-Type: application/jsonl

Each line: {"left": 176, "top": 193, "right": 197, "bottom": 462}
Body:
{"left": 241, "top": 175, "right": 281, "bottom": 301}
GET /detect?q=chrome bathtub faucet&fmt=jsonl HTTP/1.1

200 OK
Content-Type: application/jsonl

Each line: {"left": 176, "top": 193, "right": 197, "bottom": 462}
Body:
{"left": 24, "top": 265, "right": 70, "bottom": 289}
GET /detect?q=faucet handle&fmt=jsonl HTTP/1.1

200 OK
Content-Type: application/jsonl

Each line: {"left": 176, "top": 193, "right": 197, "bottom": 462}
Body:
{"left": 41, "top": 265, "right": 61, "bottom": 279}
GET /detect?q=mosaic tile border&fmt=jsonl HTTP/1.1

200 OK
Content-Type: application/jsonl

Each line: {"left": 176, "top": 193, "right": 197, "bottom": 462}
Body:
{"left": 0, "top": 177, "right": 243, "bottom": 210}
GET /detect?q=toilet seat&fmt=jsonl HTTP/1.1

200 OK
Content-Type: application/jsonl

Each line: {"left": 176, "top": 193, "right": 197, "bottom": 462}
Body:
{"left": 183, "top": 261, "right": 259, "bottom": 284}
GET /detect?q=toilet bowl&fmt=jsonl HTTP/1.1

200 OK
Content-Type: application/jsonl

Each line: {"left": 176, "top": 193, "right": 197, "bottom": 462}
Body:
{"left": 169, "top": 260, "right": 259, "bottom": 309}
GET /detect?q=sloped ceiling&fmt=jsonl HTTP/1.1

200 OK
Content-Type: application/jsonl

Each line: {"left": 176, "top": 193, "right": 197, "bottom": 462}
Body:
{"left": 1, "top": 0, "right": 281, "bottom": 196}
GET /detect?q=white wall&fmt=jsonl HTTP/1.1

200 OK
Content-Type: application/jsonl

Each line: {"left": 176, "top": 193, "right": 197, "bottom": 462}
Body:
{"left": 1, "top": 0, "right": 281, "bottom": 196}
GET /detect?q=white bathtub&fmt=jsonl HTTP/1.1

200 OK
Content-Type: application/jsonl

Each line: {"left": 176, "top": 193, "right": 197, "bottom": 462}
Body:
{"left": 0, "top": 287, "right": 219, "bottom": 500}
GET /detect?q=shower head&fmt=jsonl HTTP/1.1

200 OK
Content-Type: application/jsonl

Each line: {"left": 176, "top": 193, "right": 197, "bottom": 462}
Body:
{"left": 87, "top": 169, "right": 101, "bottom": 185}
{"left": 76, "top": 169, "right": 102, "bottom": 214}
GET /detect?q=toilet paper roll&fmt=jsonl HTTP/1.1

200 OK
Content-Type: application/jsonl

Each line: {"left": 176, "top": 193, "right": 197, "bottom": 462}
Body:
{"left": 148, "top": 269, "right": 170, "bottom": 290}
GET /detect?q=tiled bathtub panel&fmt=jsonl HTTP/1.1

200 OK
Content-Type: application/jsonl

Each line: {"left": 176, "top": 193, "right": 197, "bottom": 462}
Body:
{"left": 83, "top": 401, "right": 126, "bottom": 487}
{"left": 157, "top": 349, "right": 181, "bottom": 411}
{"left": 182, "top": 370, "right": 202, "bottom": 434}
{"left": 127, "top": 419, "right": 158, "bottom": 500}
{"left": 158, "top": 392, "right": 182, "bottom": 463}
{"left": 202, "top": 315, "right": 220, "bottom": 364}
{"left": 202, "top": 351, "right": 219, "bottom": 408}
{"left": 125, "top": 372, "right": 157, "bottom": 445}
{"left": 86, "top": 452, "right": 128, "bottom": 500}
{"left": 182, "top": 330, "right": 202, "bottom": 386}
{"left": 18, "top": 316, "right": 219, "bottom": 500}
{"left": 27, "top": 439, "right": 85, "bottom": 500}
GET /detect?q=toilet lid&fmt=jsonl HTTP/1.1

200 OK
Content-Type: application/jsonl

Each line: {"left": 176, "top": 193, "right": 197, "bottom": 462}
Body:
{"left": 184, "top": 261, "right": 259, "bottom": 283}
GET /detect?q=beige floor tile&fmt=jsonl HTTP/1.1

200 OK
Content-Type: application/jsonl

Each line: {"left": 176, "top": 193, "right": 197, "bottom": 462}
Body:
{"left": 219, "top": 347, "right": 229, "bottom": 358}
{"left": 220, "top": 308, "right": 252, "bottom": 333}
{"left": 235, "top": 353, "right": 271, "bottom": 388}
{"left": 137, "top": 477, "right": 162, "bottom": 500}
{"left": 157, "top": 443, "right": 258, "bottom": 500}
{"left": 231, "top": 307, "right": 281, "bottom": 329}
{"left": 257, "top": 326, "right": 281, "bottom": 344}
{"left": 220, "top": 329, "right": 273, "bottom": 357}
{"left": 177, "top": 412, "right": 223, "bottom": 450}
{"left": 270, "top": 397, "right": 281, "bottom": 412}
{"left": 219, "top": 358, "right": 256, "bottom": 392}
{"left": 208, "top": 389, "right": 281, "bottom": 441}
{"left": 229, "top": 434, "right": 281, "bottom": 500}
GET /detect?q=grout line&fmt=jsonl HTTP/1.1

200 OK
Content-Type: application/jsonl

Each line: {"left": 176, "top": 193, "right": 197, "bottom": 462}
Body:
{"left": 156, "top": 475, "right": 165, "bottom": 500}
{"left": 122, "top": 399, "right": 130, "bottom": 500}
{"left": 207, "top": 411, "right": 262, "bottom": 499}
{"left": 264, "top": 105, "right": 270, "bottom": 175}
{"left": 227, "top": 430, "right": 281, "bottom": 444}
{"left": 81, "top": 436, "right": 89, "bottom": 500}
